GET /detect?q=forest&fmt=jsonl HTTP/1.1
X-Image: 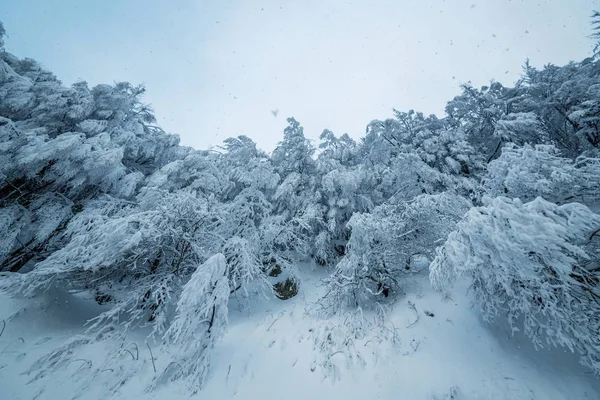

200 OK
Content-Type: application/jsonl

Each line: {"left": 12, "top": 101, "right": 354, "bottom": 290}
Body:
{"left": 0, "top": 15, "right": 600, "bottom": 399}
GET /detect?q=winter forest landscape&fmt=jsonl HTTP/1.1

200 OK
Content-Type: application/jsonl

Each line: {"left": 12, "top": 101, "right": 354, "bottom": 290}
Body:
{"left": 2, "top": 1, "right": 600, "bottom": 399}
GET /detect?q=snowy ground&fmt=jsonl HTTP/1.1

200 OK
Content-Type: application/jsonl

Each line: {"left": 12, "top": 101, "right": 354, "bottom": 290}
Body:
{"left": 1, "top": 263, "right": 598, "bottom": 400}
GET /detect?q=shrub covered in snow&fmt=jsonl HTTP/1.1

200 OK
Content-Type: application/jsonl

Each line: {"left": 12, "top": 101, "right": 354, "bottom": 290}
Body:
{"left": 155, "top": 254, "right": 230, "bottom": 393}
{"left": 431, "top": 196, "right": 600, "bottom": 373}
{"left": 484, "top": 143, "right": 600, "bottom": 203}
{"left": 322, "top": 193, "right": 470, "bottom": 312}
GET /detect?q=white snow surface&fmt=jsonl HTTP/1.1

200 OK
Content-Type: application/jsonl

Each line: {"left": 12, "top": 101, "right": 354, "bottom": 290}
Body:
{"left": 1, "top": 262, "right": 598, "bottom": 400}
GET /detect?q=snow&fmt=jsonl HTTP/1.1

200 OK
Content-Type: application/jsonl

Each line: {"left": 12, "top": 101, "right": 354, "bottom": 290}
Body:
{"left": 1, "top": 262, "right": 598, "bottom": 400}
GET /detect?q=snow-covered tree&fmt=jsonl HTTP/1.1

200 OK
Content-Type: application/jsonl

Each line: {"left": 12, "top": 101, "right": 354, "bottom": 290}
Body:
{"left": 219, "top": 135, "right": 279, "bottom": 200}
{"left": 314, "top": 166, "right": 373, "bottom": 263}
{"left": 270, "top": 118, "right": 321, "bottom": 257}
{"left": 592, "top": 10, "right": 600, "bottom": 56}
{"left": 12, "top": 188, "right": 222, "bottom": 335}
{"left": 484, "top": 143, "right": 600, "bottom": 203}
{"left": 222, "top": 235, "right": 269, "bottom": 297}
{"left": 445, "top": 82, "right": 518, "bottom": 161}
{"left": 145, "top": 150, "right": 227, "bottom": 197}
{"left": 314, "top": 130, "right": 375, "bottom": 264}
{"left": 322, "top": 193, "right": 470, "bottom": 312}
{"left": 157, "top": 254, "right": 229, "bottom": 393}
{"left": 361, "top": 110, "right": 482, "bottom": 204}
{"left": 569, "top": 84, "right": 600, "bottom": 149}
{"left": 518, "top": 58, "right": 600, "bottom": 157}
{"left": 0, "top": 21, "right": 5, "bottom": 48}
{"left": 0, "top": 49, "right": 181, "bottom": 275}
{"left": 271, "top": 117, "right": 315, "bottom": 178}
{"left": 431, "top": 196, "right": 600, "bottom": 373}
{"left": 318, "top": 129, "right": 359, "bottom": 166}
{"left": 494, "top": 112, "right": 549, "bottom": 146}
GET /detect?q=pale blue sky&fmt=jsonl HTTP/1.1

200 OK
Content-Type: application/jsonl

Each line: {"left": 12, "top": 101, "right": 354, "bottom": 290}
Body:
{"left": 2, "top": 0, "right": 599, "bottom": 152}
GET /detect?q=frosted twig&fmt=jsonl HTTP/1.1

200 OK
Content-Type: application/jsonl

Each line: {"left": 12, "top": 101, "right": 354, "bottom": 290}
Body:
{"left": 328, "top": 350, "right": 345, "bottom": 359}
{"left": 69, "top": 359, "right": 92, "bottom": 376}
{"left": 129, "top": 343, "right": 139, "bottom": 360}
{"left": 122, "top": 349, "right": 137, "bottom": 361}
{"left": 146, "top": 343, "right": 156, "bottom": 374}
{"left": 0, "top": 337, "right": 24, "bottom": 355}
{"left": 267, "top": 318, "right": 279, "bottom": 332}
{"left": 410, "top": 339, "right": 420, "bottom": 352}
{"left": 406, "top": 301, "right": 419, "bottom": 328}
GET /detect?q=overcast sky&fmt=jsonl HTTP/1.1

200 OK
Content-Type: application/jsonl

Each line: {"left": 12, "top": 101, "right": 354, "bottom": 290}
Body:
{"left": 2, "top": 0, "right": 599, "bottom": 152}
